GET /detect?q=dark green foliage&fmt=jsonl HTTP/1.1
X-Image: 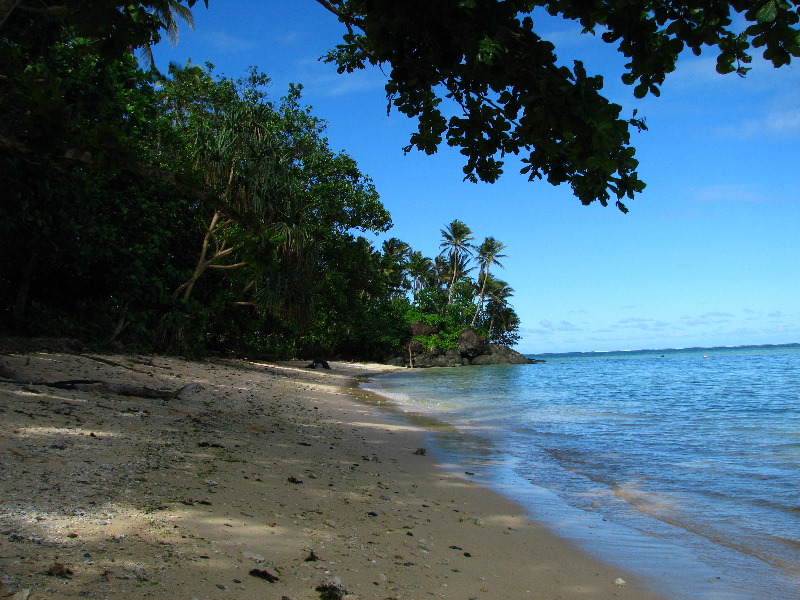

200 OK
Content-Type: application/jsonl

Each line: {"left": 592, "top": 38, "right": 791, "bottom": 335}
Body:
{"left": 0, "top": 2, "right": 529, "bottom": 359}
{"left": 382, "top": 223, "right": 522, "bottom": 353}
{"left": 0, "top": 20, "right": 397, "bottom": 358}
{"left": 322, "top": 0, "right": 800, "bottom": 210}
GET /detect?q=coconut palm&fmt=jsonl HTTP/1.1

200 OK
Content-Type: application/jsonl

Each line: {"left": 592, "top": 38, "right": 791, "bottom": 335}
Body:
{"left": 471, "top": 236, "right": 507, "bottom": 326}
{"left": 381, "top": 237, "right": 411, "bottom": 298}
{"left": 140, "top": 1, "right": 197, "bottom": 73}
{"left": 439, "top": 219, "right": 475, "bottom": 303}
{"left": 481, "top": 276, "right": 514, "bottom": 340}
{"left": 406, "top": 250, "right": 435, "bottom": 303}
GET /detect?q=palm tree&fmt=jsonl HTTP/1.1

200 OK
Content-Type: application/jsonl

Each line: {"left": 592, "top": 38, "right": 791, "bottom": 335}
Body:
{"left": 482, "top": 276, "right": 514, "bottom": 340}
{"left": 140, "top": 1, "right": 197, "bottom": 73}
{"left": 439, "top": 219, "right": 475, "bottom": 303}
{"left": 406, "top": 250, "right": 435, "bottom": 304}
{"left": 471, "top": 236, "right": 507, "bottom": 326}
{"left": 381, "top": 237, "right": 411, "bottom": 298}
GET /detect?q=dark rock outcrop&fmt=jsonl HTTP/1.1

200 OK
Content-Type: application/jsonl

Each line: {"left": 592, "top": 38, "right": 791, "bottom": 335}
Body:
{"left": 457, "top": 328, "right": 488, "bottom": 359}
{"left": 469, "top": 344, "right": 536, "bottom": 365}
{"left": 394, "top": 326, "right": 537, "bottom": 368}
{"left": 408, "top": 321, "right": 438, "bottom": 337}
{"left": 413, "top": 348, "right": 465, "bottom": 368}
{"left": 407, "top": 339, "right": 426, "bottom": 354}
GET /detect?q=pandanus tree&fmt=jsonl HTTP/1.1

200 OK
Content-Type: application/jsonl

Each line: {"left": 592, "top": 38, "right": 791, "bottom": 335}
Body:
{"left": 168, "top": 93, "right": 301, "bottom": 304}
{"left": 472, "top": 236, "right": 507, "bottom": 326}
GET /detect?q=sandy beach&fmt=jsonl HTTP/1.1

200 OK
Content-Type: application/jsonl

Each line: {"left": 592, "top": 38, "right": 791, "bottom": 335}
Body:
{"left": 0, "top": 350, "right": 666, "bottom": 600}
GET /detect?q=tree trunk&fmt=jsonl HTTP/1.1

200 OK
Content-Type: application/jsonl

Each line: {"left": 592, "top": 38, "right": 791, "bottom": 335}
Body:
{"left": 12, "top": 253, "right": 36, "bottom": 324}
{"left": 471, "top": 269, "right": 487, "bottom": 327}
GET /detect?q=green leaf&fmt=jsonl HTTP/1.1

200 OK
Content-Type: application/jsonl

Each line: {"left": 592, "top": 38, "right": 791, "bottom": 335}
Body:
{"left": 756, "top": 0, "right": 778, "bottom": 23}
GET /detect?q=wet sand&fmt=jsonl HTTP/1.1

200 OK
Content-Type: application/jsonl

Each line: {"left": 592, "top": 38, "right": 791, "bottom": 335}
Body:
{"left": 0, "top": 352, "right": 666, "bottom": 599}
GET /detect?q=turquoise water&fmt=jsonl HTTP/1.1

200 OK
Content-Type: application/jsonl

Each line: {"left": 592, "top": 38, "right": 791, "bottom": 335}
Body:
{"left": 364, "top": 345, "right": 800, "bottom": 600}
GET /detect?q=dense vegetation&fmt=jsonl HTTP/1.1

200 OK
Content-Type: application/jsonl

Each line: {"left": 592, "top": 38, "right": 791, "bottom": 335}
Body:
{"left": 0, "top": 20, "right": 519, "bottom": 358}
{"left": 4, "top": 0, "right": 795, "bottom": 357}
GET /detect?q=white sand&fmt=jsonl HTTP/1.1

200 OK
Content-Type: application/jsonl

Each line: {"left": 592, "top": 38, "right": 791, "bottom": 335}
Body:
{"left": 0, "top": 352, "right": 666, "bottom": 600}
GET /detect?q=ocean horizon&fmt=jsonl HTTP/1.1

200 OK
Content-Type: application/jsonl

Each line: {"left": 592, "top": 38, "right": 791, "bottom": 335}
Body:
{"left": 363, "top": 343, "right": 800, "bottom": 600}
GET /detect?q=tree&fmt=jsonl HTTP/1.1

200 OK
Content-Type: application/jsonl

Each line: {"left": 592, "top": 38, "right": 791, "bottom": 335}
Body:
{"left": 381, "top": 238, "right": 412, "bottom": 298}
{"left": 319, "top": 0, "right": 800, "bottom": 210}
{"left": 439, "top": 219, "right": 476, "bottom": 303}
{"left": 472, "top": 236, "right": 507, "bottom": 326}
{"left": 406, "top": 251, "right": 436, "bottom": 304}
{"left": 150, "top": 63, "right": 393, "bottom": 354}
{"left": 481, "top": 275, "right": 518, "bottom": 343}
{"left": 5, "top": 1, "right": 799, "bottom": 213}
{"left": 139, "top": 1, "right": 197, "bottom": 71}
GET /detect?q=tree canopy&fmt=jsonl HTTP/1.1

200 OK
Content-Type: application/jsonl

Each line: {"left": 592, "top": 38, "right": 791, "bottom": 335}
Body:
{"left": 2, "top": 0, "right": 797, "bottom": 357}
{"left": 3, "top": 1, "right": 798, "bottom": 209}
{"left": 319, "top": 0, "right": 799, "bottom": 210}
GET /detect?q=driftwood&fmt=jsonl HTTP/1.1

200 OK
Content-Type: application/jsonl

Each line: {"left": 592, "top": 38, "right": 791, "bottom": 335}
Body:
{"left": 0, "top": 360, "right": 196, "bottom": 399}
{"left": 306, "top": 359, "right": 331, "bottom": 369}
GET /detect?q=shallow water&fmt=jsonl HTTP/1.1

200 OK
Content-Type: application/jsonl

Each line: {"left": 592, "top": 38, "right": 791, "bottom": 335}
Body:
{"left": 363, "top": 345, "right": 800, "bottom": 600}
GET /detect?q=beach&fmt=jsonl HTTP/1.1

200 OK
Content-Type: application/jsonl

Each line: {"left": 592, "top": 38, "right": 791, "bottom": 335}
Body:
{"left": 0, "top": 351, "right": 665, "bottom": 600}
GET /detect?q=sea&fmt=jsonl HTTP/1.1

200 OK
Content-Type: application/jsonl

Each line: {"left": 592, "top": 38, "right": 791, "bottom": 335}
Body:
{"left": 362, "top": 344, "right": 800, "bottom": 600}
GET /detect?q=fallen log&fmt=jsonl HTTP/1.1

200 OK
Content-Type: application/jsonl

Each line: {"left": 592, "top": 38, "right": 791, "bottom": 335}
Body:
{"left": 0, "top": 360, "right": 196, "bottom": 399}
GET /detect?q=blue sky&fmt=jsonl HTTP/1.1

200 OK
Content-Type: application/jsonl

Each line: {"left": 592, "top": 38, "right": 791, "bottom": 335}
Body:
{"left": 153, "top": 1, "right": 800, "bottom": 354}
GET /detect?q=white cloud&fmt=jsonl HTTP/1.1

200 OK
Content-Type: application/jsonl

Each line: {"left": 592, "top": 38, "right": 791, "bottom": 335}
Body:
{"left": 691, "top": 183, "right": 770, "bottom": 204}
{"left": 205, "top": 30, "right": 258, "bottom": 54}
{"left": 287, "top": 58, "right": 387, "bottom": 97}
{"left": 324, "top": 69, "right": 387, "bottom": 97}
{"left": 681, "top": 312, "right": 733, "bottom": 327}
{"left": 535, "top": 319, "right": 581, "bottom": 332}
{"left": 730, "top": 108, "right": 800, "bottom": 139}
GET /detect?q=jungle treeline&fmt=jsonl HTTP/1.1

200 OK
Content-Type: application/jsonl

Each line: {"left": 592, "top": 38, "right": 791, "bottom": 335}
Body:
{"left": 1, "top": 32, "right": 520, "bottom": 359}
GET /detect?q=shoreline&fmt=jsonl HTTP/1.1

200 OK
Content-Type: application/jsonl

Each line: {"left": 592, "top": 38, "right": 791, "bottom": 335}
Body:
{"left": 1, "top": 352, "right": 665, "bottom": 599}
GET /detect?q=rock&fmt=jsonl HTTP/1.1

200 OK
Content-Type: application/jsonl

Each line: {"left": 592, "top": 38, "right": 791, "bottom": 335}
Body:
{"left": 383, "top": 356, "right": 406, "bottom": 367}
{"left": 470, "top": 344, "right": 534, "bottom": 365}
{"left": 408, "top": 340, "right": 425, "bottom": 354}
{"left": 306, "top": 359, "right": 330, "bottom": 369}
{"left": 391, "top": 330, "right": 539, "bottom": 368}
{"left": 45, "top": 563, "right": 73, "bottom": 578}
{"left": 249, "top": 568, "right": 279, "bottom": 582}
{"left": 415, "top": 352, "right": 462, "bottom": 368}
{"left": 408, "top": 321, "right": 438, "bottom": 336}
{"left": 457, "top": 328, "right": 488, "bottom": 359}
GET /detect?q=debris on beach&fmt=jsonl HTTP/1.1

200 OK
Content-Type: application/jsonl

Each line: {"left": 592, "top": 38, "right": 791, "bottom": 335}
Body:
{"left": 44, "top": 563, "right": 73, "bottom": 579}
{"left": 315, "top": 578, "right": 348, "bottom": 600}
{"left": 248, "top": 568, "right": 279, "bottom": 582}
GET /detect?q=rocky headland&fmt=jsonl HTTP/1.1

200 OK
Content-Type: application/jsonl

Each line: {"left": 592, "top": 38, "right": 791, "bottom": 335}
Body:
{"left": 385, "top": 322, "right": 542, "bottom": 368}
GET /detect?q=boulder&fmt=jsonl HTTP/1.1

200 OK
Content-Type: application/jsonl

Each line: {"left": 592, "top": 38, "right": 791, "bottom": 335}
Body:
{"left": 457, "top": 328, "right": 488, "bottom": 359}
{"left": 407, "top": 339, "right": 425, "bottom": 354}
{"left": 383, "top": 356, "right": 406, "bottom": 367}
{"left": 409, "top": 346, "right": 465, "bottom": 368}
{"left": 470, "top": 344, "right": 535, "bottom": 365}
{"left": 409, "top": 321, "right": 438, "bottom": 337}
